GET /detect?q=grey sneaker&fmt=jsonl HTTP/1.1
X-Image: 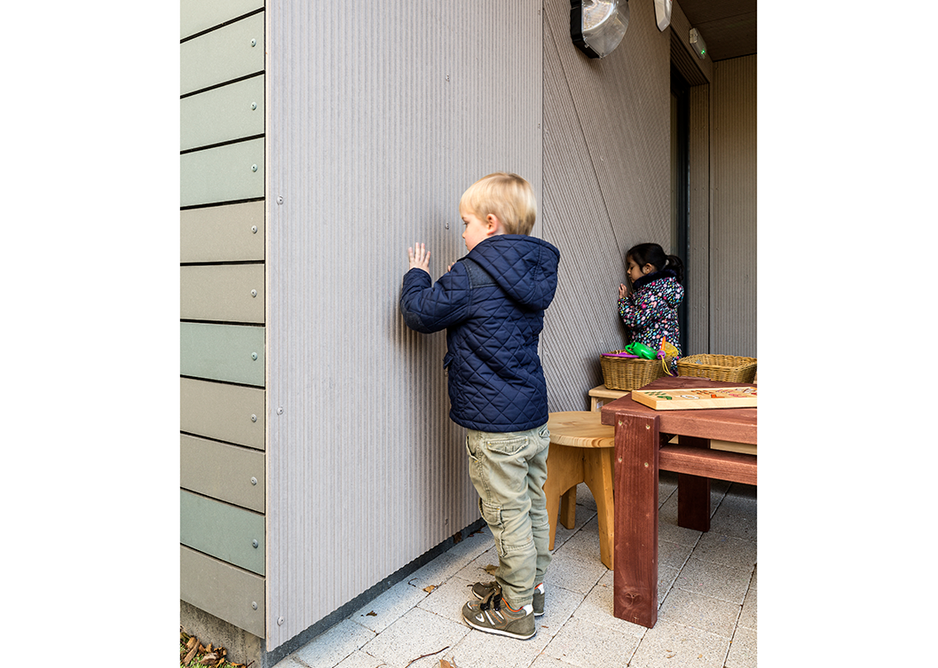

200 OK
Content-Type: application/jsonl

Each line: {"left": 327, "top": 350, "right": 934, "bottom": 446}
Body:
{"left": 462, "top": 587, "right": 535, "bottom": 640}
{"left": 471, "top": 581, "right": 545, "bottom": 616}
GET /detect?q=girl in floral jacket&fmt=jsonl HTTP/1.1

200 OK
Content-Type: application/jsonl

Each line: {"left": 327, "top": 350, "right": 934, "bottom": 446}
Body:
{"left": 617, "top": 243, "right": 684, "bottom": 371}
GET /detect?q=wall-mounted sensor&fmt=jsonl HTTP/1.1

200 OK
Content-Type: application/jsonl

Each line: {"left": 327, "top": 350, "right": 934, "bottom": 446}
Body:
{"left": 689, "top": 28, "right": 707, "bottom": 60}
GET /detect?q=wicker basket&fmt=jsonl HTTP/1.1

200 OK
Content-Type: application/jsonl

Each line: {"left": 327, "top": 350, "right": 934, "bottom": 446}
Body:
{"left": 600, "top": 351, "right": 665, "bottom": 391}
{"left": 676, "top": 354, "right": 757, "bottom": 383}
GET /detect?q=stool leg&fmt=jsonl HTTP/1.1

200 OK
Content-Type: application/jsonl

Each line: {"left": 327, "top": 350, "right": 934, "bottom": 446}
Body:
{"left": 584, "top": 447, "right": 616, "bottom": 570}
{"left": 543, "top": 444, "right": 584, "bottom": 550}
{"left": 559, "top": 487, "right": 577, "bottom": 530}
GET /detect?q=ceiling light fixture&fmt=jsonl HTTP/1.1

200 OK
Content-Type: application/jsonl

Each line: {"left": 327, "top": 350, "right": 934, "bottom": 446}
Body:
{"left": 653, "top": 0, "right": 672, "bottom": 31}
{"left": 570, "top": 0, "right": 629, "bottom": 59}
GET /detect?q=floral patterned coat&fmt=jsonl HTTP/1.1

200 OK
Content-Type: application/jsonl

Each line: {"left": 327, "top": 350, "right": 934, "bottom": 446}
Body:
{"left": 617, "top": 268, "right": 684, "bottom": 367}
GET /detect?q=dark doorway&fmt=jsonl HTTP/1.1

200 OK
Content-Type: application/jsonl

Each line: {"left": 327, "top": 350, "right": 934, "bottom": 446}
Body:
{"left": 670, "top": 65, "right": 690, "bottom": 356}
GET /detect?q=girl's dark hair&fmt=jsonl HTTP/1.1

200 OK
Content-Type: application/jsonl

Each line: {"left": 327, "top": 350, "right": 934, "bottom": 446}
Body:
{"left": 626, "top": 243, "right": 685, "bottom": 284}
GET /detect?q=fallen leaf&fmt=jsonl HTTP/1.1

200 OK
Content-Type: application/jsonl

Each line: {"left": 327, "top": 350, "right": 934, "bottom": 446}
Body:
{"left": 483, "top": 564, "right": 498, "bottom": 575}
{"left": 440, "top": 660, "right": 456, "bottom": 668}
{"left": 365, "top": 611, "right": 377, "bottom": 617}
{"left": 423, "top": 585, "right": 437, "bottom": 593}
{"left": 184, "top": 643, "right": 199, "bottom": 665}
{"left": 186, "top": 636, "right": 199, "bottom": 651}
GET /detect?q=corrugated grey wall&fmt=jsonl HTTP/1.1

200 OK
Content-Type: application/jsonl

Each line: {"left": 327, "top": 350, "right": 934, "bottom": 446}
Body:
{"left": 541, "top": 0, "right": 672, "bottom": 411}
{"left": 710, "top": 55, "right": 757, "bottom": 356}
{"left": 264, "top": 1, "right": 543, "bottom": 650}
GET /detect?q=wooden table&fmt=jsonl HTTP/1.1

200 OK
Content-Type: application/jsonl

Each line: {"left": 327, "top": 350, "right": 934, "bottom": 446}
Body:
{"left": 600, "top": 376, "right": 757, "bottom": 628}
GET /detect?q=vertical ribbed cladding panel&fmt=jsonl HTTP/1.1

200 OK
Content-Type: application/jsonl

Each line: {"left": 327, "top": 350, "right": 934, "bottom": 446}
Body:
{"left": 265, "top": 1, "right": 542, "bottom": 651}
{"left": 541, "top": 0, "right": 671, "bottom": 410}
{"left": 711, "top": 56, "right": 757, "bottom": 357}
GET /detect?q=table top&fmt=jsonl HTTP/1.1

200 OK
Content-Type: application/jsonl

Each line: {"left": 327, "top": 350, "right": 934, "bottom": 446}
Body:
{"left": 599, "top": 377, "right": 757, "bottom": 445}
{"left": 547, "top": 411, "right": 616, "bottom": 449}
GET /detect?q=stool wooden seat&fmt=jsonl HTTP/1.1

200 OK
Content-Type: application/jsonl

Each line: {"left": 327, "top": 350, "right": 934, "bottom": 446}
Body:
{"left": 544, "top": 411, "right": 616, "bottom": 569}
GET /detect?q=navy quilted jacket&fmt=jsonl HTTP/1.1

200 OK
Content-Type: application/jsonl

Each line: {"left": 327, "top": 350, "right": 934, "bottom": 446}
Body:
{"left": 400, "top": 235, "right": 560, "bottom": 432}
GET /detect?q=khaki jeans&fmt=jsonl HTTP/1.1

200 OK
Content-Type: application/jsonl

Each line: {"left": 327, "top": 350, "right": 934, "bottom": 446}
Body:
{"left": 465, "top": 423, "right": 551, "bottom": 608}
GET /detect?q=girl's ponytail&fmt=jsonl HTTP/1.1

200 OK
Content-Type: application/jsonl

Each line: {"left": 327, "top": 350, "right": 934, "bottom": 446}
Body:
{"left": 665, "top": 254, "right": 685, "bottom": 284}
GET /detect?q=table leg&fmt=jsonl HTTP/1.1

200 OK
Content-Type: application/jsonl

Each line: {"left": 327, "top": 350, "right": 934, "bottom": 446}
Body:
{"left": 613, "top": 412, "right": 660, "bottom": 628}
{"left": 676, "top": 436, "right": 710, "bottom": 532}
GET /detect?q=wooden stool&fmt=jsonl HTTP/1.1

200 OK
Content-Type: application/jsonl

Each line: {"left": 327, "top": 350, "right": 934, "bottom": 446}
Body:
{"left": 544, "top": 411, "right": 616, "bottom": 569}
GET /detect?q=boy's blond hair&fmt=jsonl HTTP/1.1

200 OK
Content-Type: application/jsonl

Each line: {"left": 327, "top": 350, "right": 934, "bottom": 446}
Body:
{"left": 459, "top": 172, "right": 537, "bottom": 236}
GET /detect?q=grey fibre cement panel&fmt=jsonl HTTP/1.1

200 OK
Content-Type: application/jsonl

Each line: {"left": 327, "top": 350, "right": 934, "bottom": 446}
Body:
{"left": 180, "top": 545, "right": 265, "bottom": 638}
{"left": 180, "top": 377, "right": 265, "bottom": 450}
{"left": 181, "top": 434, "right": 265, "bottom": 513}
{"left": 180, "top": 490, "right": 265, "bottom": 576}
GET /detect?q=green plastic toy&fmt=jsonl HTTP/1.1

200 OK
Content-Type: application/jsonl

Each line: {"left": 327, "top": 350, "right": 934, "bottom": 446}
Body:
{"left": 624, "top": 342, "right": 657, "bottom": 360}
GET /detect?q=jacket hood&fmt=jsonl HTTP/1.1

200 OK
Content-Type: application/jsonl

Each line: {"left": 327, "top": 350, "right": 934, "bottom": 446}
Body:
{"left": 466, "top": 235, "right": 560, "bottom": 310}
{"left": 633, "top": 268, "right": 682, "bottom": 307}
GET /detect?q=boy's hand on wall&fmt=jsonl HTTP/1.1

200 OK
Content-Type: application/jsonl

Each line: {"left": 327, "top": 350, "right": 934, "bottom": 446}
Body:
{"left": 407, "top": 242, "right": 431, "bottom": 275}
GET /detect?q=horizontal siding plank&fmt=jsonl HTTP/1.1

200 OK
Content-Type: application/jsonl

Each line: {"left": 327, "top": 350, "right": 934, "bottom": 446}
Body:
{"left": 180, "top": 322, "right": 265, "bottom": 387}
{"left": 181, "top": 545, "right": 265, "bottom": 638}
{"left": 180, "top": 377, "right": 265, "bottom": 449}
{"left": 181, "top": 434, "right": 265, "bottom": 512}
{"left": 181, "top": 12, "right": 264, "bottom": 96}
{"left": 180, "top": 201, "right": 264, "bottom": 263}
{"left": 181, "top": 0, "right": 264, "bottom": 41}
{"left": 181, "top": 264, "right": 265, "bottom": 324}
{"left": 180, "top": 137, "right": 265, "bottom": 208}
{"left": 181, "top": 490, "right": 265, "bottom": 575}
{"left": 181, "top": 75, "right": 265, "bottom": 152}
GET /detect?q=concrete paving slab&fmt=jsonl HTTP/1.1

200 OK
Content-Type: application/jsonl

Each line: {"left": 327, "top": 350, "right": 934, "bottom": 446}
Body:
{"left": 270, "top": 657, "right": 306, "bottom": 668}
{"left": 725, "top": 626, "right": 757, "bottom": 668}
{"left": 737, "top": 577, "right": 756, "bottom": 630}
{"left": 290, "top": 619, "right": 376, "bottom": 668}
{"left": 657, "top": 564, "right": 681, "bottom": 606}
{"left": 406, "top": 550, "right": 466, "bottom": 591}
{"left": 544, "top": 543, "right": 608, "bottom": 595}
{"left": 350, "top": 579, "right": 428, "bottom": 634}
{"left": 627, "top": 620, "right": 730, "bottom": 668}
{"left": 530, "top": 654, "right": 580, "bottom": 668}
{"left": 659, "top": 536, "right": 695, "bottom": 569}
{"left": 692, "top": 532, "right": 757, "bottom": 570}
{"left": 453, "top": 546, "right": 500, "bottom": 585}
{"left": 709, "top": 497, "right": 757, "bottom": 541}
{"left": 358, "top": 607, "right": 469, "bottom": 668}
{"left": 557, "top": 515, "right": 603, "bottom": 560}
{"left": 416, "top": 574, "right": 478, "bottom": 625}
{"left": 532, "top": 583, "right": 585, "bottom": 639}
{"left": 445, "top": 525, "right": 494, "bottom": 567}
{"left": 332, "top": 650, "right": 387, "bottom": 668}
{"left": 657, "top": 587, "right": 741, "bottom": 638}
{"left": 572, "top": 571, "right": 647, "bottom": 639}
{"left": 658, "top": 496, "right": 704, "bottom": 546}
{"left": 673, "top": 558, "right": 753, "bottom": 605}
{"left": 450, "top": 620, "right": 551, "bottom": 668}
{"left": 542, "top": 616, "right": 640, "bottom": 668}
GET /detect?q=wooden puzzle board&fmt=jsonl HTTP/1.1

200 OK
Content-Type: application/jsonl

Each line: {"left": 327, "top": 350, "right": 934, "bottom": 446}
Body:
{"left": 630, "top": 386, "right": 757, "bottom": 411}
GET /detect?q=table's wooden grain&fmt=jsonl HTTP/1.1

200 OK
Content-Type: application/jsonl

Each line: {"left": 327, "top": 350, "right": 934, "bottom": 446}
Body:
{"left": 600, "top": 376, "right": 757, "bottom": 628}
